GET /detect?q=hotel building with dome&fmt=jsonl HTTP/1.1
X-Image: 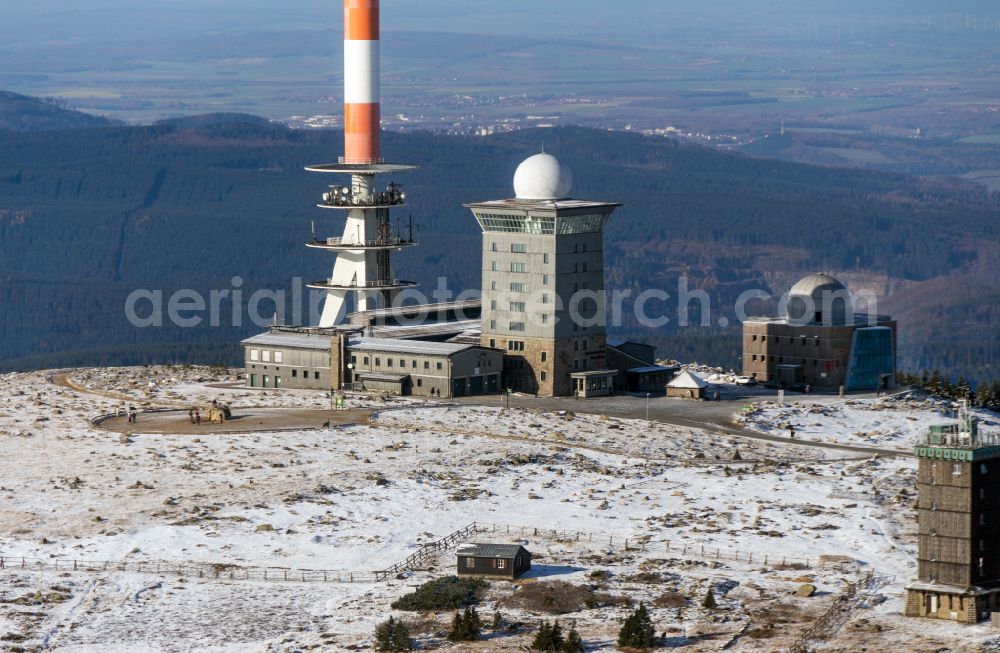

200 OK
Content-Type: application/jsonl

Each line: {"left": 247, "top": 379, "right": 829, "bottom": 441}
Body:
{"left": 741, "top": 273, "right": 897, "bottom": 391}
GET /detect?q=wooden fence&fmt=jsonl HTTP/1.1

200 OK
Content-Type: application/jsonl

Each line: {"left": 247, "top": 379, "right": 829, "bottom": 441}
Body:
{"left": 0, "top": 521, "right": 861, "bottom": 586}
{"left": 0, "top": 554, "right": 380, "bottom": 584}
{"left": 477, "top": 522, "right": 841, "bottom": 569}
{"left": 374, "top": 522, "right": 479, "bottom": 581}
{"left": 787, "top": 572, "right": 892, "bottom": 653}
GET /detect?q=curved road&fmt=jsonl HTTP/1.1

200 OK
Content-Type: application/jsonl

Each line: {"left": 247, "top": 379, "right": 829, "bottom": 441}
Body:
{"left": 452, "top": 391, "right": 910, "bottom": 459}
{"left": 49, "top": 369, "right": 907, "bottom": 458}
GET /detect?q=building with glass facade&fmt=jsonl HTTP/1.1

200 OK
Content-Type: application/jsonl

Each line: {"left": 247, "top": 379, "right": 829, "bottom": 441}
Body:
{"left": 742, "top": 273, "right": 897, "bottom": 391}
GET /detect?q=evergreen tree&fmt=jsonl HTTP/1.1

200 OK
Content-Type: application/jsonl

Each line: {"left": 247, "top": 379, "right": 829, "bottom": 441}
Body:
{"left": 447, "top": 612, "right": 464, "bottom": 642}
{"left": 702, "top": 587, "right": 717, "bottom": 610}
{"left": 531, "top": 620, "right": 564, "bottom": 651}
{"left": 563, "top": 624, "right": 585, "bottom": 653}
{"left": 617, "top": 603, "right": 657, "bottom": 649}
{"left": 448, "top": 607, "right": 482, "bottom": 642}
{"left": 373, "top": 616, "right": 412, "bottom": 652}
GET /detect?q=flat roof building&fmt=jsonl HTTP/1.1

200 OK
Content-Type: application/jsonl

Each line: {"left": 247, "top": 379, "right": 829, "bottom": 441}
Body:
{"left": 241, "top": 324, "right": 502, "bottom": 399}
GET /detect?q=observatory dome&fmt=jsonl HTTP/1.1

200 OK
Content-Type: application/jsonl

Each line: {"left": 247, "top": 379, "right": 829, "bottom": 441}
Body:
{"left": 785, "top": 273, "right": 853, "bottom": 326}
{"left": 513, "top": 153, "right": 573, "bottom": 201}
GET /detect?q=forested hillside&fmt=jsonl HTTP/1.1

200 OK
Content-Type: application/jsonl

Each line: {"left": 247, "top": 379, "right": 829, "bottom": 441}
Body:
{"left": 0, "top": 91, "right": 115, "bottom": 132}
{"left": 0, "top": 116, "right": 997, "bottom": 382}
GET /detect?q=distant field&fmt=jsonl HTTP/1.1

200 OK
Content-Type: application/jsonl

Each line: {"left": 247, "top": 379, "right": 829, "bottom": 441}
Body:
{"left": 820, "top": 147, "right": 895, "bottom": 165}
{"left": 960, "top": 134, "right": 1000, "bottom": 145}
{"left": 962, "top": 169, "right": 1000, "bottom": 192}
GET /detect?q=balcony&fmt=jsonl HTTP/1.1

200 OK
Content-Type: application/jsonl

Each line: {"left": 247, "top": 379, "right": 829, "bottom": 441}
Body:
{"left": 306, "top": 279, "right": 418, "bottom": 292}
{"left": 319, "top": 183, "right": 407, "bottom": 210}
{"left": 306, "top": 237, "right": 418, "bottom": 251}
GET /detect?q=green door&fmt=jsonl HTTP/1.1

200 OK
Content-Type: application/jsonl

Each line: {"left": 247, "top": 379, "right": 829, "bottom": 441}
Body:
{"left": 487, "top": 374, "right": 499, "bottom": 393}
{"left": 452, "top": 378, "right": 466, "bottom": 397}
{"left": 470, "top": 376, "right": 484, "bottom": 395}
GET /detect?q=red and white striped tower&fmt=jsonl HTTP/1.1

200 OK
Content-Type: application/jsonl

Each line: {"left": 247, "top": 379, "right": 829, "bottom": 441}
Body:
{"left": 343, "top": 0, "right": 380, "bottom": 165}
{"left": 305, "top": 0, "right": 417, "bottom": 327}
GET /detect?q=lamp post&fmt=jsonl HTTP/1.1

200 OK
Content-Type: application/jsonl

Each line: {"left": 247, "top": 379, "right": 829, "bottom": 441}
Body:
{"left": 646, "top": 393, "right": 651, "bottom": 421}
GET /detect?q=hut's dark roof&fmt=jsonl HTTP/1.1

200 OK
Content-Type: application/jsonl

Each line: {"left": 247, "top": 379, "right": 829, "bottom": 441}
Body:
{"left": 457, "top": 543, "right": 527, "bottom": 559}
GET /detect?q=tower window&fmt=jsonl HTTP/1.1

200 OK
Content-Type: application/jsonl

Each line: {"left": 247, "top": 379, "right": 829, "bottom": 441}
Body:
{"left": 510, "top": 322, "right": 525, "bottom": 332}
{"left": 511, "top": 243, "right": 527, "bottom": 253}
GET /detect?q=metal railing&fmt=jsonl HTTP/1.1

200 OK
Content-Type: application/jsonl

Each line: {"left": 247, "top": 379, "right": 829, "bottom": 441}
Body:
{"left": 311, "top": 237, "right": 416, "bottom": 248}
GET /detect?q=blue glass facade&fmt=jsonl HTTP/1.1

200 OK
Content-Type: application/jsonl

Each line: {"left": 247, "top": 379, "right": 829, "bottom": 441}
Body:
{"left": 845, "top": 326, "right": 895, "bottom": 391}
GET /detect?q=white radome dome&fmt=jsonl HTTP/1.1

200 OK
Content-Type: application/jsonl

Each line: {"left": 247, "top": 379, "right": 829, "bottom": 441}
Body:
{"left": 513, "top": 153, "right": 573, "bottom": 200}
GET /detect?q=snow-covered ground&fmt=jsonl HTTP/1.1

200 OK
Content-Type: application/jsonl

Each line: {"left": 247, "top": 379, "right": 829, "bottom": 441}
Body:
{"left": 0, "top": 368, "right": 997, "bottom": 652}
{"left": 743, "top": 393, "right": 1000, "bottom": 452}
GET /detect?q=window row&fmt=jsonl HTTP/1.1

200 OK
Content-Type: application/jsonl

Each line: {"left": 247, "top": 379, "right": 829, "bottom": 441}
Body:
{"left": 249, "top": 349, "right": 283, "bottom": 363}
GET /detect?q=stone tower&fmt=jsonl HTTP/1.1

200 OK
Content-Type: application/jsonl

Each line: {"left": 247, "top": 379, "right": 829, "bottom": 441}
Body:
{"left": 466, "top": 154, "right": 620, "bottom": 396}
{"left": 905, "top": 403, "right": 1000, "bottom": 623}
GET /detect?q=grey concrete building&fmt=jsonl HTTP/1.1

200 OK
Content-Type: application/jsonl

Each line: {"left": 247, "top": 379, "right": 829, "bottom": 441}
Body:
{"left": 243, "top": 329, "right": 339, "bottom": 390}
{"left": 742, "top": 273, "right": 897, "bottom": 391}
{"left": 346, "top": 337, "right": 502, "bottom": 398}
{"left": 241, "top": 327, "right": 501, "bottom": 398}
{"left": 466, "top": 153, "right": 621, "bottom": 397}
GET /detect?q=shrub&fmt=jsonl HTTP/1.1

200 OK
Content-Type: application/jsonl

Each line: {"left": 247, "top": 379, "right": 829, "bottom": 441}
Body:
{"left": 653, "top": 591, "right": 687, "bottom": 609}
{"left": 702, "top": 588, "right": 717, "bottom": 610}
{"left": 505, "top": 580, "right": 628, "bottom": 615}
{"left": 373, "top": 617, "right": 412, "bottom": 652}
{"left": 447, "top": 607, "right": 482, "bottom": 642}
{"left": 508, "top": 581, "right": 589, "bottom": 614}
{"left": 391, "top": 576, "right": 487, "bottom": 612}
{"left": 617, "top": 603, "right": 657, "bottom": 649}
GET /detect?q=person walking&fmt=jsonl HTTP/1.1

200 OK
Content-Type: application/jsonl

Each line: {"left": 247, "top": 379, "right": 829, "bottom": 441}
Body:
{"left": 194, "top": 409, "right": 201, "bottom": 425}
